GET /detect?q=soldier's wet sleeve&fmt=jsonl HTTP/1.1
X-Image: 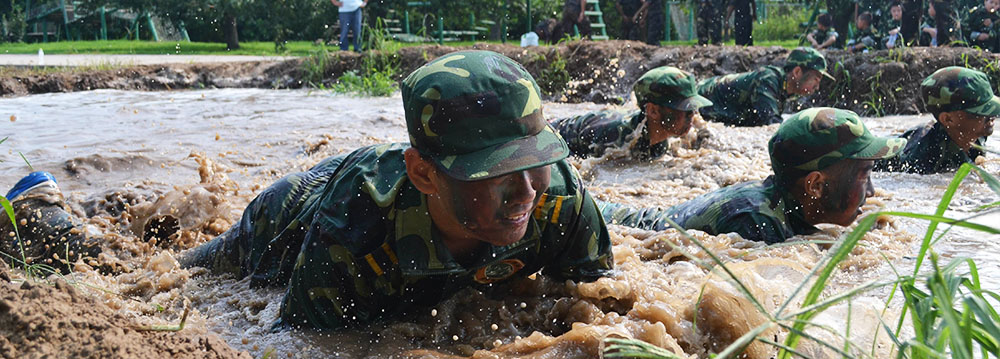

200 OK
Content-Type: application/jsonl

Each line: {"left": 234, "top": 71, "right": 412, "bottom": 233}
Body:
{"left": 544, "top": 189, "right": 614, "bottom": 282}
{"left": 596, "top": 200, "right": 674, "bottom": 231}
{"left": 750, "top": 72, "right": 784, "bottom": 125}
{"left": 717, "top": 213, "right": 787, "bottom": 244}
{"left": 277, "top": 225, "right": 384, "bottom": 330}
{"left": 551, "top": 112, "right": 634, "bottom": 158}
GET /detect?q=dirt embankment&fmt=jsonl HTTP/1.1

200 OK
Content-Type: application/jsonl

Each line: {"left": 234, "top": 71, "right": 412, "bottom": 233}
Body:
{"left": 2, "top": 41, "right": 998, "bottom": 116}
{"left": 0, "top": 261, "right": 250, "bottom": 359}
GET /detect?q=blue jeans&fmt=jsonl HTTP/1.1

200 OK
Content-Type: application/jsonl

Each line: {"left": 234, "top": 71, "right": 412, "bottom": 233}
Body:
{"left": 339, "top": 9, "right": 363, "bottom": 52}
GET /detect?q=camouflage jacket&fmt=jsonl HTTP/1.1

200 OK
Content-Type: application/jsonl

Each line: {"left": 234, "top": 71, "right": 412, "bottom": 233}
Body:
{"left": 849, "top": 27, "right": 880, "bottom": 49}
{"left": 874, "top": 122, "right": 987, "bottom": 174}
{"left": 550, "top": 109, "right": 668, "bottom": 160}
{"left": 966, "top": 6, "right": 999, "bottom": 39}
{"left": 598, "top": 176, "right": 817, "bottom": 244}
{"left": 256, "top": 143, "right": 614, "bottom": 329}
{"left": 697, "top": 65, "right": 787, "bottom": 127}
{"left": 810, "top": 28, "right": 840, "bottom": 46}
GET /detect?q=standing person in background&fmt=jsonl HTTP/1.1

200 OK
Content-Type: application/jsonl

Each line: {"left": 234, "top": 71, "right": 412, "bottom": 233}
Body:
{"left": 900, "top": 0, "right": 922, "bottom": 46}
{"left": 643, "top": 0, "right": 665, "bottom": 45}
{"left": 697, "top": 0, "right": 725, "bottom": 45}
{"left": 332, "top": 0, "right": 367, "bottom": 52}
{"left": 729, "top": 0, "right": 755, "bottom": 45}
{"left": 616, "top": 0, "right": 645, "bottom": 41}
{"left": 560, "top": 0, "right": 592, "bottom": 41}
{"left": 930, "top": 0, "right": 960, "bottom": 45}
{"left": 827, "top": 0, "right": 854, "bottom": 48}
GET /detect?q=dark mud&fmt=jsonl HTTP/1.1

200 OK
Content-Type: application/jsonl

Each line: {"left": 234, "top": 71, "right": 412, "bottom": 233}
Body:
{"left": 3, "top": 42, "right": 998, "bottom": 116}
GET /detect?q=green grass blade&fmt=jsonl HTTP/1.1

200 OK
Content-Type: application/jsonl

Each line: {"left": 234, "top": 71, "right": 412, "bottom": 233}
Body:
{"left": 778, "top": 214, "right": 879, "bottom": 359}
{"left": 712, "top": 322, "right": 774, "bottom": 359}
{"left": 912, "top": 164, "right": 973, "bottom": 279}
{"left": 969, "top": 162, "right": 1000, "bottom": 197}
{"left": 18, "top": 152, "right": 32, "bottom": 171}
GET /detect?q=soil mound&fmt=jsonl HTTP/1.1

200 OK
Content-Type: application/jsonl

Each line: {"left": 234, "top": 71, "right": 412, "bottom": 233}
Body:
{"left": 2, "top": 42, "right": 997, "bottom": 116}
{"left": 0, "top": 262, "right": 250, "bottom": 359}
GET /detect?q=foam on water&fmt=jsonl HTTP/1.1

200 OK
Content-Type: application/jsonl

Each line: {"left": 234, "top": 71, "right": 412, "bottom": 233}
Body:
{"left": 1, "top": 89, "right": 997, "bottom": 358}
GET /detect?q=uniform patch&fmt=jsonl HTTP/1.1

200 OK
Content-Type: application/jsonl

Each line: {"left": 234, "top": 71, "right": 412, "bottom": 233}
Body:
{"left": 474, "top": 259, "right": 525, "bottom": 283}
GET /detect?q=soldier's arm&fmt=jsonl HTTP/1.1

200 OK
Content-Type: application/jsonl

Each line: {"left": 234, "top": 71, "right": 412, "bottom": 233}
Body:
{"left": 750, "top": 72, "right": 784, "bottom": 125}
{"left": 543, "top": 188, "right": 614, "bottom": 282}
{"left": 819, "top": 32, "right": 838, "bottom": 48}
{"left": 551, "top": 112, "right": 659, "bottom": 159}
{"left": 596, "top": 199, "right": 674, "bottom": 231}
{"left": 277, "top": 227, "right": 387, "bottom": 330}
{"left": 721, "top": 212, "right": 787, "bottom": 244}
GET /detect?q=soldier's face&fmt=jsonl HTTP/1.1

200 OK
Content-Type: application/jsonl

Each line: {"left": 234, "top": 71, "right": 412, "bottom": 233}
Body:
{"left": 436, "top": 165, "right": 551, "bottom": 248}
{"left": 789, "top": 69, "right": 822, "bottom": 95}
{"left": 988, "top": 0, "right": 1000, "bottom": 13}
{"left": 891, "top": 6, "right": 902, "bottom": 20}
{"left": 817, "top": 159, "right": 875, "bottom": 226}
{"left": 945, "top": 111, "right": 996, "bottom": 147}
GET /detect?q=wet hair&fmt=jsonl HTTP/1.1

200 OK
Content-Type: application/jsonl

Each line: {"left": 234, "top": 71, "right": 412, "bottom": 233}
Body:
{"left": 858, "top": 12, "right": 873, "bottom": 23}
{"left": 817, "top": 13, "right": 832, "bottom": 28}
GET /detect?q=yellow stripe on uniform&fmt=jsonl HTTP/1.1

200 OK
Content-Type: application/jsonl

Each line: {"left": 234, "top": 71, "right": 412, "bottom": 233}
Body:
{"left": 365, "top": 254, "right": 383, "bottom": 276}
{"left": 551, "top": 196, "right": 564, "bottom": 224}
{"left": 381, "top": 243, "right": 398, "bottom": 264}
{"left": 534, "top": 193, "right": 549, "bottom": 219}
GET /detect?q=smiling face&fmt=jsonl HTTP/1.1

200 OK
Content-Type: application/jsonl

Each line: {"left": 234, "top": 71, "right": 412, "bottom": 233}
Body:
{"left": 430, "top": 164, "right": 551, "bottom": 249}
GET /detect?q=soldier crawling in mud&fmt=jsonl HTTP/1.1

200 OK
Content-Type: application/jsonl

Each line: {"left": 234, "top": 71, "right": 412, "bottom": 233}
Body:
{"left": 598, "top": 107, "right": 906, "bottom": 244}
{"left": 696, "top": 47, "right": 832, "bottom": 127}
{"left": 550, "top": 66, "right": 713, "bottom": 161}
{"left": 0, "top": 51, "right": 614, "bottom": 330}
{"left": 875, "top": 67, "right": 997, "bottom": 174}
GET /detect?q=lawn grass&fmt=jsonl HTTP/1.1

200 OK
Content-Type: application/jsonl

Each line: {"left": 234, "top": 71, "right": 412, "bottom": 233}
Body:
{"left": 0, "top": 38, "right": 803, "bottom": 57}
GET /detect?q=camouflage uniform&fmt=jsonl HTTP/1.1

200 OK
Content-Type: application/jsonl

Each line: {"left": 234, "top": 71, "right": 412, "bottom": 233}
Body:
{"left": 875, "top": 67, "right": 999, "bottom": 174}
{"left": 619, "top": 0, "right": 645, "bottom": 41}
{"left": 809, "top": 28, "right": 841, "bottom": 48}
{"left": 599, "top": 108, "right": 905, "bottom": 244}
{"left": 180, "top": 51, "right": 614, "bottom": 330}
{"left": 932, "top": 0, "right": 961, "bottom": 45}
{"left": 731, "top": 0, "right": 755, "bottom": 45}
{"left": 966, "top": 6, "right": 999, "bottom": 51}
{"left": 920, "top": 13, "right": 937, "bottom": 46}
{"left": 697, "top": 47, "right": 831, "bottom": 127}
{"left": 847, "top": 26, "right": 880, "bottom": 51}
{"left": 551, "top": 66, "right": 712, "bottom": 160}
{"left": 697, "top": 0, "right": 725, "bottom": 45}
{"left": 645, "top": 0, "right": 666, "bottom": 45}
{"left": 827, "top": 0, "right": 854, "bottom": 48}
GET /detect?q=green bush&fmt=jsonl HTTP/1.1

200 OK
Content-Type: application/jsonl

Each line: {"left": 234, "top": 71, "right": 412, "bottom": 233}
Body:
{"left": 753, "top": 4, "right": 809, "bottom": 42}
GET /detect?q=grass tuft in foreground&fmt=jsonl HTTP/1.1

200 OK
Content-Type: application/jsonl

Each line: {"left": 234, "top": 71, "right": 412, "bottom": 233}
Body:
{"left": 605, "top": 162, "right": 1000, "bottom": 359}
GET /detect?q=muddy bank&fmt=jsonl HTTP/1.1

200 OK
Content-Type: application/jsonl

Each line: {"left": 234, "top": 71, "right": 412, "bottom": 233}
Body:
{"left": 0, "top": 261, "right": 250, "bottom": 359}
{"left": 3, "top": 42, "right": 999, "bottom": 116}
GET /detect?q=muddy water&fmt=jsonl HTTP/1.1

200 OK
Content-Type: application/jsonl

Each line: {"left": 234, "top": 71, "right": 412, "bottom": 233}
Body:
{"left": 2, "top": 89, "right": 998, "bottom": 359}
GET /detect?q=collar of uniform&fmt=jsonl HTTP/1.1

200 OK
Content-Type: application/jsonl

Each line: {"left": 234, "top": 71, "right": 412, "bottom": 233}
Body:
{"left": 763, "top": 176, "right": 819, "bottom": 236}
{"left": 393, "top": 191, "right": 542, "bottom": 277}
{"left": 929, "top": 122, "right": 986, "bottom": 161}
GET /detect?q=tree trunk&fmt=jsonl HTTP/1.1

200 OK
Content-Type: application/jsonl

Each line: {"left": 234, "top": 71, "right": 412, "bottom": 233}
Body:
{"left": 224, "top": 13, "right": 240, "bottom": 50}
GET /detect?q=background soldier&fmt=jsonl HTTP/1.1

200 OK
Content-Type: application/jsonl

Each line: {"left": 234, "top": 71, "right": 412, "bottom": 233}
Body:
{"left": 616, "top": 0, "right": 646, "bottom": 41}
{"left": 598, "top": 108, "right": 906, "bottom": 244}
{"left": 697, "top": 0, "right": 725, "bottom": 45}
{"left": 728, "top": 0, "right": 755, "bottom": 45}
{"left": 551, "top": 66, "right": 713, "bottom": 160}
{"left": 875, "top": 67, "right": 997, "bottom": 174}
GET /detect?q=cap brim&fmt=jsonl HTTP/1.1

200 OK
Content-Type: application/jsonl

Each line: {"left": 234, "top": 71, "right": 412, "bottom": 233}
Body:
{"left": 434, "top": 125, "right": 570, "bottom": 181}
{"left": 965, "top": 96, "right": 1000, "bottom": 117}
{"left": 667, "top": 95, "right": 713, "bottom": 111}
{"left": 848, "top": 135, "right": 907, "bottom": 160}
{"left": 819, "top": 69, "right": 835, "bottom": 80}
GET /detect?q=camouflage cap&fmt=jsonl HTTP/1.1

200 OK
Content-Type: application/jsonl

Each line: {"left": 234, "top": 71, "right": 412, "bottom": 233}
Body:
{"left": 786, "top": 47, "right": 834, "bottom": 80}
{"left": 768, "top": 107, "right": 907, "bottom": 180}
{"left": 921, "top": 66, "right": 1000, "bottom": 117}
{"left": 402, "top": 50, "right": 569, "bottom": 181}
{"left": 633, "top": 66, "right": 713, "bottom": 111}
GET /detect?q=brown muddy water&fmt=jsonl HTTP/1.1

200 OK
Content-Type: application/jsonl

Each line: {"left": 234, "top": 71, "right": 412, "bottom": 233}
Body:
{"left": 2, "top": 89, "right": 999, "bottom": 358}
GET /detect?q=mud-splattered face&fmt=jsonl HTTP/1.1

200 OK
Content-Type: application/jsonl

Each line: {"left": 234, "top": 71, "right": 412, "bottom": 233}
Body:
{"left": 651, "top": 106, "right": 695, "bottom": 138}
{"left": 944, "top": 111, "right": 996, "bottom": 148}
{"left": 788, "top": 69, "right": 823, "bottom": 96}
{"left": 434, "top": 165, "right": 551, "bottom": 248}
{"left": 816, "top": 159, "right": 875, "bottom": 226}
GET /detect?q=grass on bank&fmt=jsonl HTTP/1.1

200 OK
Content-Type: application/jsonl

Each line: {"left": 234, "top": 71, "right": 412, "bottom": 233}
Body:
{"left": 604, "top": 162, "right": 1000, "bottom": 359}
{"left": 0, "top": 38, "right": 803, "bottom": 57}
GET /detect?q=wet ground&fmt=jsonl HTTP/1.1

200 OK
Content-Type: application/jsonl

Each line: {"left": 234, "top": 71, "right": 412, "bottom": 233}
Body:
{"left": 1, "top": 89, "right": 998, "bottom": 358}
